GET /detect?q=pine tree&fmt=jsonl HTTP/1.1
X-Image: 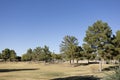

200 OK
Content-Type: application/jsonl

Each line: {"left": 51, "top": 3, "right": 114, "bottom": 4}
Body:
{"left": 84, "top": 20, "right": 112, "bottom": 71}
{"left": 60, "top": 35, "right": 79, "bottom": 64}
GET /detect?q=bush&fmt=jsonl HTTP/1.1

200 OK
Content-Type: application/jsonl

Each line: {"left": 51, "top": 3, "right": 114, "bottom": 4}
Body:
{"left": 103, "top": 67, "right": 120, "bottom": 80}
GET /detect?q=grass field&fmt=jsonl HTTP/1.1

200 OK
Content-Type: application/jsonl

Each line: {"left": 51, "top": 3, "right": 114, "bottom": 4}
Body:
{"left": 0, "top": 62, "right": 114, "bottom": 80}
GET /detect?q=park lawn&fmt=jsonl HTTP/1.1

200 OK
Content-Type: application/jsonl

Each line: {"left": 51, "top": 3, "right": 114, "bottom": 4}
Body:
{"left": 0, "top": 62, "right": 114, "bottom": 80}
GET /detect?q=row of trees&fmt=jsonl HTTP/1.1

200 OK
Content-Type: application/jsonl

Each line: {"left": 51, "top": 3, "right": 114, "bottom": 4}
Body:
{"left": 0, "top": 20, "right": 120, "bottom": 71}
{"left": 0, "top": 46, "right": 62, "bottom": 63}
{"left": 21, "top": 45, "right": 62, "bottom": 63}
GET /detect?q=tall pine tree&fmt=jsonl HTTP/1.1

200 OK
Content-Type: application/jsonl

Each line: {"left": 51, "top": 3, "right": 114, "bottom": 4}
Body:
{"left": 84, "top": 20, "right": 112, "bottom": 71}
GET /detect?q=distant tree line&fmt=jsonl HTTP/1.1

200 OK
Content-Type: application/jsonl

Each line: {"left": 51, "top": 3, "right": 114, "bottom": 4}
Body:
{"left": 0, "top": 46, "right": 62, "bottom": 63}
{"left": 21, "top": 45, "right": 62, "bottom": 63}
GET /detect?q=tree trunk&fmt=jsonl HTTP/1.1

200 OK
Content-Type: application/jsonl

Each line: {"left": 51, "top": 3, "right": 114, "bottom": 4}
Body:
{"left": 118, "top": 59, "right": 120, "bottom": 68}
{"left": 103, "top": 59, "right": 106, "bottom": 64}
{"left": 88, "top": 59, "right": 89, "bottom": 64}
{"left": 77, "top": 59, "right": 79, "bottom": 64}
{"left": 73, "top": 59, "right": 74, "bottom": 64}
{"left": 71, "top": 55, "right": 74, "bottom": 64}
{"left": 70, "top": 59, "right": 72, "bottom": 64}
{"left": 99, "top": 59, "right": 102, "bottom": 72}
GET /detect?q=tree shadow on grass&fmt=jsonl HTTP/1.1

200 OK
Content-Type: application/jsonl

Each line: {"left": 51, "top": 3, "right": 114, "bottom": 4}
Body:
{"left": 51, "top": 75, "right": 101, "bottom": 80}
{"left": 102, "top": 65, "right": 119, "bottom": 71}
{"left": 0, "top": 68, "right": 39, "bottom": 72}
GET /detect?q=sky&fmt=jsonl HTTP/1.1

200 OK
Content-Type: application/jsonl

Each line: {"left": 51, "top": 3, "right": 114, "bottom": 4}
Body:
{"left": 0, "top": 0, "right": 120, "bottom": 56}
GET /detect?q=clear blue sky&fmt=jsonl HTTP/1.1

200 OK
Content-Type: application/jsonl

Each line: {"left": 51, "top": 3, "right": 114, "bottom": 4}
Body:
{"left": 0, "top": 0, "right": 120, "bottom": 56}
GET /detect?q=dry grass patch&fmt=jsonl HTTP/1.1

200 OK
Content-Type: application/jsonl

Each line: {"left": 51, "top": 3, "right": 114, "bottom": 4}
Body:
{"left": 0, "top": 62, "right": 114, "bottom": 80}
